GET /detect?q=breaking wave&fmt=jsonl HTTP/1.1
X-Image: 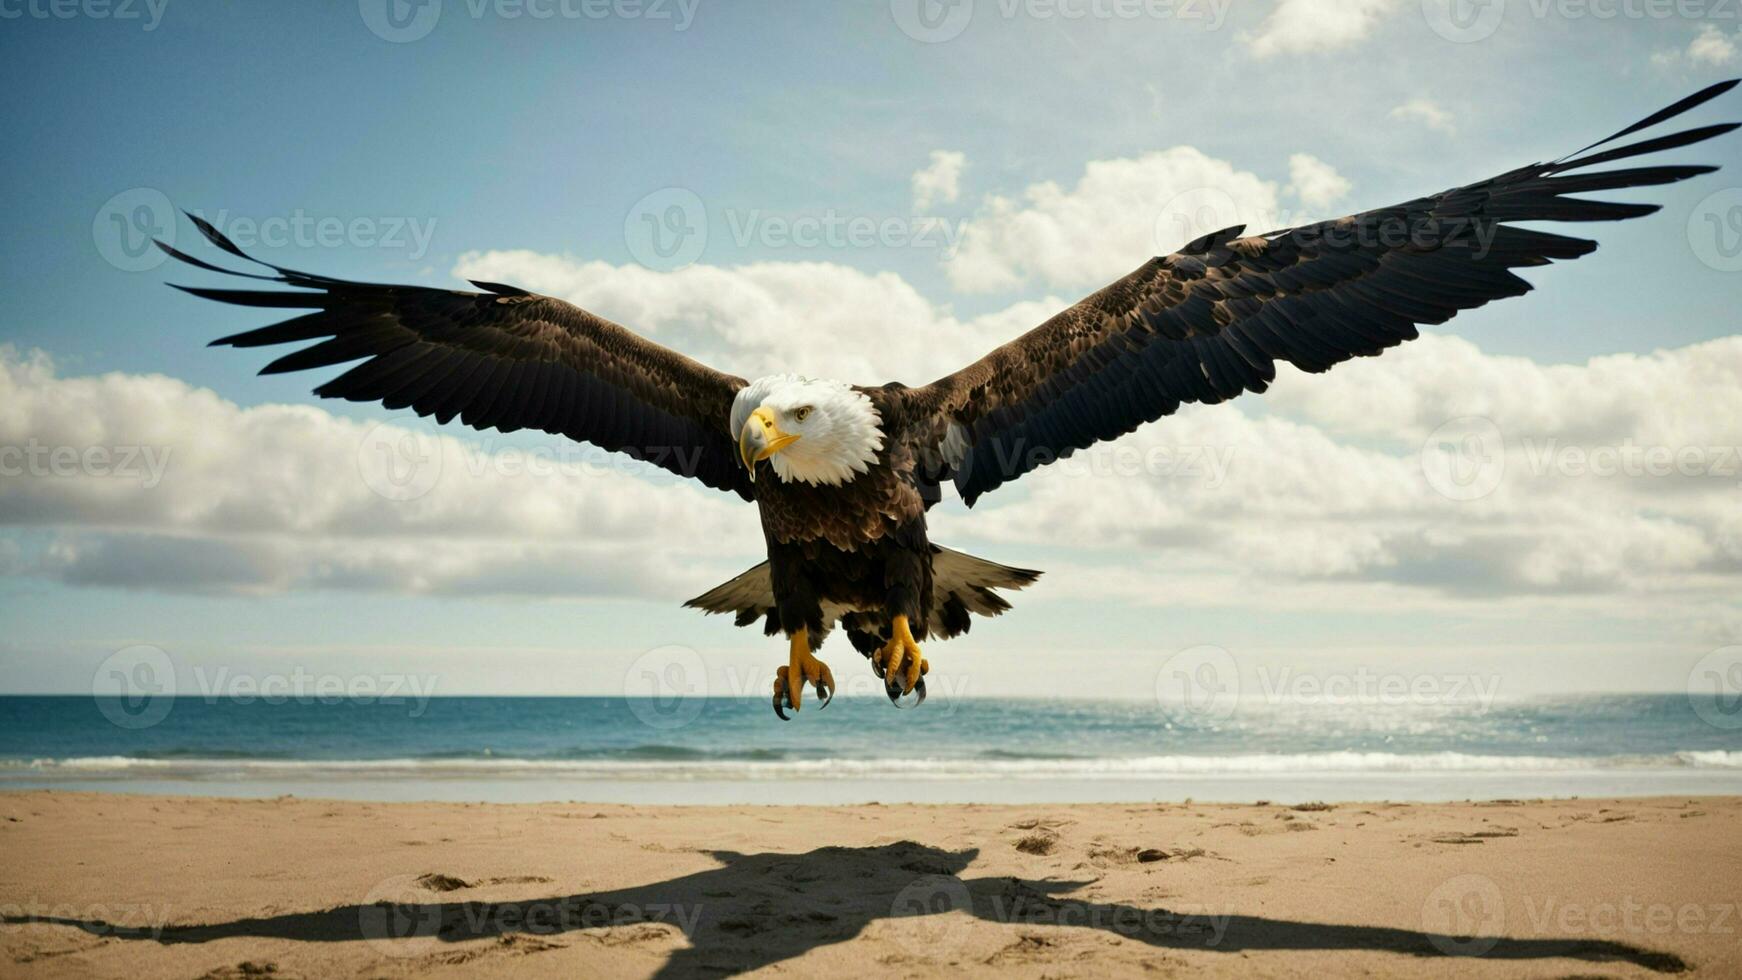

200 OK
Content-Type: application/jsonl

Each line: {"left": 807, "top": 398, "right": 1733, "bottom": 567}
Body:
{"left": 6, "top": 749, "right": 1739, "bottom": 782}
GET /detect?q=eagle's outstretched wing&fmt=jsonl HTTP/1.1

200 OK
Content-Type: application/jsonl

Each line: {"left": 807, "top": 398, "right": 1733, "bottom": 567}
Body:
{"left": 163, "top": 216, "right": 755, "bottom": 498}
{"left": 904, "top": 80, "right": 1739, "bottom": 506}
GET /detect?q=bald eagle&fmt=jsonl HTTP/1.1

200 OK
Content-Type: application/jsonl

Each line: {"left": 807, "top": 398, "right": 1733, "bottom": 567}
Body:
{"left": 165, "top": 82, "right": 1737, "bottom": 718}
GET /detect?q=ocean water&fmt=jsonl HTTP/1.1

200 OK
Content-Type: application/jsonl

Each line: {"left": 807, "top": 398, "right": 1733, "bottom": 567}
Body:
{"left": 1, "top": 694, "right": 1738, "bottom": 804}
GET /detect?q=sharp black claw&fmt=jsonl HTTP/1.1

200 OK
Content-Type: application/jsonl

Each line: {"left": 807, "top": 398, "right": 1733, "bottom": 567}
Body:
{"left": 886, "top": 674, "right": 927, "bottom": 709}
{"left": 816, "top": 680, "right": 832, "bottom": 709}
{"left": 773, "top": 689, "right": 791, "bottom": 721}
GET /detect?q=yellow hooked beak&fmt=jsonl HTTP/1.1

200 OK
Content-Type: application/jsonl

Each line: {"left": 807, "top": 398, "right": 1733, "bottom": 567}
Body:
{"left": 739, "top": 406, "right": 801, "bottom": 472}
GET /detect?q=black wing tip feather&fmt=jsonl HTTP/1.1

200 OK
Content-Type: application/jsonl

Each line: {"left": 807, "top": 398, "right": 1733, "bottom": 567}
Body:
{"left": 1507, "top": 83, "right": 1737, "bottom": 230}
{"left": 161, "top": 210, "right": 536, "bottom": 308}
{"left": 182, "top": 209, "right": 252, "bottom": 261}
{"left": 1554, "top": 76, "right": 1739, "bottom": 174}
{"left": 1561, "top": 78, "right": 1739, "bottom": 160}
{"left": 169, "top": 283, "right": 330, "bottom": 309}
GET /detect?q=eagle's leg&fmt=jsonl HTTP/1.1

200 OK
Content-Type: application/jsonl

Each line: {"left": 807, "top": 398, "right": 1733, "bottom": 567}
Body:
{"left": 873, "top": 614, "right": 929, "bottom": 702}
{"left": 772, "top": 627, "right": 834, "bottom": 720}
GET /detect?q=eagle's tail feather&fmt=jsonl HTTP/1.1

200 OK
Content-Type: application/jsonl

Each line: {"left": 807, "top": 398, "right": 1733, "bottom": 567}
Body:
{"left": 684, "top": 562, "right": 775, "bottom": 618}
{"left": 682, "top": 546, "right": 1041, "bottom": 643}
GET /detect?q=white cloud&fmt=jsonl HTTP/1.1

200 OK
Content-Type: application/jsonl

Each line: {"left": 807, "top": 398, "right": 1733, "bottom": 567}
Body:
{"left": 1284, "top": 153, "right": 1352, "bottom": 212}
{"left": 1389, "top": 98, "right": 1456, "bottom": 134}
{"left": 911, "top": 149, "right": 966, "bottom": 212}
{"left": 942, "top": 147, "right": 1353, "bottom": 294}
{"left": 0, "top": 348, "right": 757, "bottom": 599}
{"left": 940, "top": 331, "right": 1742, "bottom": 616}
{"left": 450, "top": 252, "right": 1062, "bottom": 385}
{"left": 1263, "top": 332, "right": 1742, "bottom": 450}
{"left": 1688, "top": 24, "right": 1739, "bottom": 66}
{"left": 1243, "top": 0, "right": 1400, "bottom": 59}
{"left": 1653, "top": 25, "right": 1739, "bottom": 70}
{"left": 942, "top": 146, "right": 1287, "bottom": 293}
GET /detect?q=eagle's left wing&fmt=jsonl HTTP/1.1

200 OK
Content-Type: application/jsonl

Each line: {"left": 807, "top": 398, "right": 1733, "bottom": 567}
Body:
{"left": 162, "top": 214, "right": 756, "bottom": 498}
{"left": 902, "top": 80, "right": 1738, "bottom": 506}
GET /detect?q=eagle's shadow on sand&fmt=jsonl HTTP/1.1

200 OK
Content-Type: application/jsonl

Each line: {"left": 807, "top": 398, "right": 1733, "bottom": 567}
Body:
{"left": 10, "top": 841, "right": 1687, "bottom": 977}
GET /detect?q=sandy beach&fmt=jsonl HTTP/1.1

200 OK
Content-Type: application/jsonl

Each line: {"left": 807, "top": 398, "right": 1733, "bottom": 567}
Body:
{"left": 0, "top": 792, "right": 1736, "bottom": 977}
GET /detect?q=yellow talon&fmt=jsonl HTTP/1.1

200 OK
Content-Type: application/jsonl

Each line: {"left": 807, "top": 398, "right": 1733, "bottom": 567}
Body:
{"left": 773, "top": 628, "right": 834, "bottom": 718}
{"left": 879, "top": 615, "right": 928, "bottom": 696}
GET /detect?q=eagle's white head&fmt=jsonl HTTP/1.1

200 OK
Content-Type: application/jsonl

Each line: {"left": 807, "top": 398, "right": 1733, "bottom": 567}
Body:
{"left": 732, "top": 375, "right": 884, "bottom": 486}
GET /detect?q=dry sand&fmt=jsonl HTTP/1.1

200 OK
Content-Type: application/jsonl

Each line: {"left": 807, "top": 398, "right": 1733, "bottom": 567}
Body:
{"left": 1, "top": 792, "right": 1738, "bottom": 978}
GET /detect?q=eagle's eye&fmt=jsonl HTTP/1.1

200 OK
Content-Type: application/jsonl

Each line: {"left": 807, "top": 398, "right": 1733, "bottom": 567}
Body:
{"left": 793, "top": 406, "right": 813, "bottom": 423}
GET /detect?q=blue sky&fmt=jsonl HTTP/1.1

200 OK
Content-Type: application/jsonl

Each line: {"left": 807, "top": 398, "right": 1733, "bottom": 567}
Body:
{"left": 2, "top": 0, "right": 1740, "bottom": 700}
